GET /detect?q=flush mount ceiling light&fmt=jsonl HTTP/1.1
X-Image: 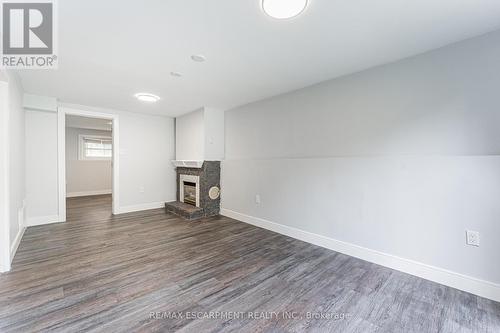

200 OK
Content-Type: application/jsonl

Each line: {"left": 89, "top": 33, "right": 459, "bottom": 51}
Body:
{"left": 134, "top": 93, "right": 160, "bottom": 103}
{"left": 262, "top": 0, "right": 308, "bottom": 19}
{"left": 191, "top": 54, "right": 206, "bottom": 62}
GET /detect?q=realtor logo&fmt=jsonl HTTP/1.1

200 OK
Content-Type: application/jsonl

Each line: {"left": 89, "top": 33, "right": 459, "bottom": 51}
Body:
{"left": 1, "top": 0, "right": 58, "bottom": 68}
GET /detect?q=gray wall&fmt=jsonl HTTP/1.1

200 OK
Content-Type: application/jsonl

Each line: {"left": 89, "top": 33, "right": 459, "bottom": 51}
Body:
{"left": 222, "top": 30, "right": 500, "bottom": 285}
{"left": 65, "top": 128, "right": 112, "bottom": 196}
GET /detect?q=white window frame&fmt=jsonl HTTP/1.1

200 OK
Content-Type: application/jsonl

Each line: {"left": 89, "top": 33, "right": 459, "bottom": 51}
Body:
{"left": 78, "top": 134, "right": 112, "bottom": 161}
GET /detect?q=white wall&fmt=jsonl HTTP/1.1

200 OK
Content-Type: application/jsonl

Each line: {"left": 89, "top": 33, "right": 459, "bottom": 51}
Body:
{"left": 222, "top": 30, "right": 500, "bottom": 299}
{"left": 0, "top": 77, "right": 9, "bottom": 272}
{"left": 24, "top": 94, "right": 58, "bottom": 113}
{"left": 26, "top": 102, "right": 176, "bottom": 220}
{"left": 0, "top": 70, "right": 26, "bottom": 271}
{"left": 175, "top": 107, "right": 225, "bottom": 161}
{"left": 26, "top": 110, "right": 59, "bottom": 223}
{"left": 115, "top": 108, "right": 176, "bottom": 211}
{"left": 204, "top": 108, "right": 225, "bottom": 161}
{"left": 7, "top": 72, "right": 25, "bottom": 255}
{"left": 65, "top": 127, "right": 112, "bottom": 196}
{"left": 175, "top": 108, "right": 204, "bottom": 161}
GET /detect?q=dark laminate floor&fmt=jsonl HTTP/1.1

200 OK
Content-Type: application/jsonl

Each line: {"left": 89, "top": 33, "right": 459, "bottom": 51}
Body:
{"left": 0, "top": 195, "right": 499, "bottom": 332}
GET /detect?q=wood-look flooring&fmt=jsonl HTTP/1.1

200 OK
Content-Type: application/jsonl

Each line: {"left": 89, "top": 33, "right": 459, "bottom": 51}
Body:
{"left": 0, "top": 195, "right": 499, "bottom": 332}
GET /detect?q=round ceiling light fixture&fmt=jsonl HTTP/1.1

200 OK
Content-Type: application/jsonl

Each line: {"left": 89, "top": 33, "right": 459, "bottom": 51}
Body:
{"left": 262, "top": 0, "right": 308, "bottom": 19}
{"left": 191, "top": 54, "right": 206, "bottom": 62}
{"left": 134, "top": 93, "right": 161, "bottom": 103}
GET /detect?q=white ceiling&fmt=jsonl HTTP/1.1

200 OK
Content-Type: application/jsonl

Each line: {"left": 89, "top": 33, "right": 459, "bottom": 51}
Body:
{"left": 66, "top": 115, "right": 111, "bottom": 131}
{"left": 18, "top": 0, "right": 500, "bottom": 117}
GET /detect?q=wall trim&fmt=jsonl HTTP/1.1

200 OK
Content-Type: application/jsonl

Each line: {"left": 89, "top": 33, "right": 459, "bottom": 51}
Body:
{"left": 220, "top": 208, "right": 500, "bottom": 303}
{"left": 115, "top": 201, "right": 170, "bottom": 215}
{"left": 26, "top": 215, "right": 61, "bottom": 227}
{"left": 66, "top": 190, "right": 112, "bottom": 198}
{"left": 10, "top": 226, "right": 26, "bottom": 262}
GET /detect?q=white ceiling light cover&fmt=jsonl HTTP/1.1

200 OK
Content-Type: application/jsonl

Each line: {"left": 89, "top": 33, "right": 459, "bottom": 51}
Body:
{"left": 262, "top": 0, "right": 308, "bottom": 19}
{"left": 134, "top": 93, "right": 161, "bottom": 103}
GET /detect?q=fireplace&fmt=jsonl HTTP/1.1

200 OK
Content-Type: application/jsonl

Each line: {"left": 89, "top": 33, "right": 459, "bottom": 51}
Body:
{"left": 179, "top": 174, "right": 200, "bottom": 207}
{"left": 165, "top": 161, "right": 220, "bottom": 220}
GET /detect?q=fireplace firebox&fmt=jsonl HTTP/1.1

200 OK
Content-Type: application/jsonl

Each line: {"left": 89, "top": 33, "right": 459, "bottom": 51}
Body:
{"left": 183, "top": 182, "right": 196, "bottom": 206}
{"left": 179, "top": 174, "right": 200, "bottom": 207}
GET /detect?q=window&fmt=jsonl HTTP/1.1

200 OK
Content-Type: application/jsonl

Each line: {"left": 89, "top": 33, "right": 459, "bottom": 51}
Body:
{"left": 79, "top": 135, "right": 112, "bottom": 160}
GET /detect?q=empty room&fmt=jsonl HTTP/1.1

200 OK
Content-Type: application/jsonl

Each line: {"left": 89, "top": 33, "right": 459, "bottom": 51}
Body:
{"left": 1, "top": 0, "right": 500, "bottom": 332}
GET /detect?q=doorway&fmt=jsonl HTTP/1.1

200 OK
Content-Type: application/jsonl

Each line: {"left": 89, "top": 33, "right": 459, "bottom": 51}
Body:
{"left": 57, "top": 107, "right": 120, "bottom": 222}
{"left": 65, "top": 115, "right": 113, "bottom": 219}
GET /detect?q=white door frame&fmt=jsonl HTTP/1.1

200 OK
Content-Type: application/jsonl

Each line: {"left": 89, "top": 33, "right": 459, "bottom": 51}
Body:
{"left": 57, "top": 107, "right": 120, "bottom": 221}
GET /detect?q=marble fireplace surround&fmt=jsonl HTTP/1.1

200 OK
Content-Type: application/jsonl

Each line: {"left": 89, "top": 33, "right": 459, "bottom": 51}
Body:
{"left": 165, "top": 161, "right": 221, "bottom": 220}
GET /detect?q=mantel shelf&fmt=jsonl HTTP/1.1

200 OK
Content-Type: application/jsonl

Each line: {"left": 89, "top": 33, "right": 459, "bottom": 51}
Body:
{"left": 171, "top": 160, "right": 204, "bottom": 168}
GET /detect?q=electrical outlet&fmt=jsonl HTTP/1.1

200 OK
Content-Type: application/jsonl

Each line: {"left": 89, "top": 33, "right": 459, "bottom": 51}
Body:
{"left": 139, "top": 186, "right": 145, "bottom": 193}
{"left": 466, "top": 230, "right": 480, "bottom": 247}
{"left": 255, "top": 194, "right": 261, "bottom": 204}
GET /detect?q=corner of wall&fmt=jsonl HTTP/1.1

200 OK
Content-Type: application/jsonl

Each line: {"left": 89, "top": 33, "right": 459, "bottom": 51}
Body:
{"left": 10, "top": 198, "right": 27, "bottom": 263}
{"left": 10, "top": 224, "right": 26, "bottom": 263}
{"left": 23, "top": 94, "right": 58, "bottom": 113}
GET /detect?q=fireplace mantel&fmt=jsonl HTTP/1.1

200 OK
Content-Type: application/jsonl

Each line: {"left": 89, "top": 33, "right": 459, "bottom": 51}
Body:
{"left": 171, "top": 160, "right": 204, "bottom": 168}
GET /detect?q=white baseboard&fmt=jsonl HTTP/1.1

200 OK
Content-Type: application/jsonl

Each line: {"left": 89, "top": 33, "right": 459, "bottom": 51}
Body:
{"left": 67, "top": 190, "right": 112, "bottom": 198}
{"left": 26, "top": 215, "right": 61, "bottom": 227}
{"left": 0, "top": 261, "right": 9, "bottom": 273}
{"left": 220, "top": 208, "right": 500, "bottom": 303}
{"left": 115, "top": 201, "right": 168, "bottom": 215}
{"left": 10, "top": 226, "right": 26, "bottom": 262}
